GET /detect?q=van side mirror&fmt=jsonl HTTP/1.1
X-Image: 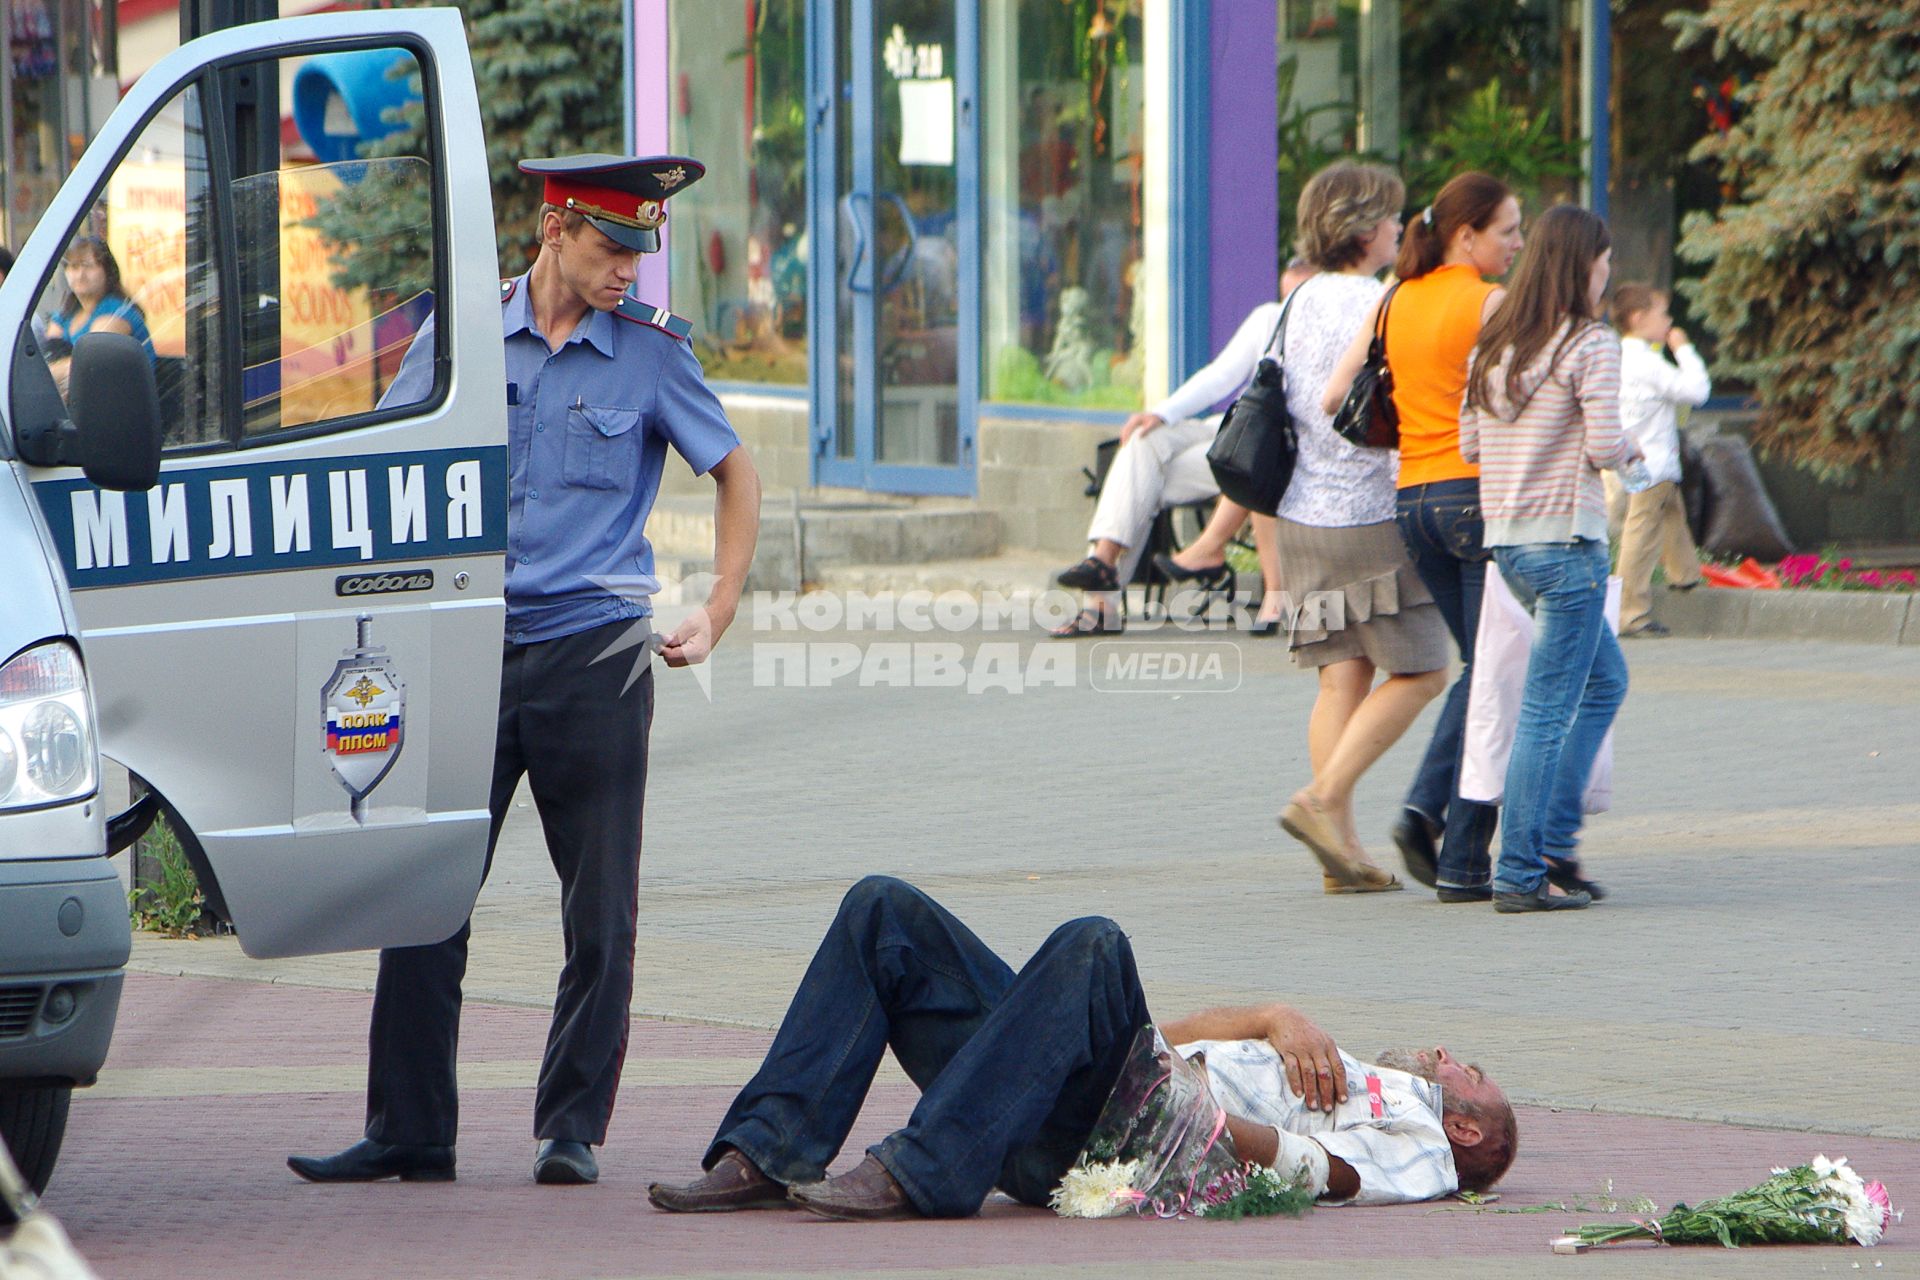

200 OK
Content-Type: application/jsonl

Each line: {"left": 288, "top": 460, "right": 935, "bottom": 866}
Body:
{"left": 69, "top": 333, "right": 163, "bottom": 492}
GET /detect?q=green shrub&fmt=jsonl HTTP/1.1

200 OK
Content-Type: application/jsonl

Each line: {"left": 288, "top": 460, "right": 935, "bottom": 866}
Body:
{"left": 129, "top": 819, "right": 207, "bottom": 938}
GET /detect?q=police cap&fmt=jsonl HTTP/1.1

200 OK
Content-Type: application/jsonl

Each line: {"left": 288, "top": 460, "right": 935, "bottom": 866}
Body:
{"left": 520, "top": 153, "right": 706, "bottom": 254}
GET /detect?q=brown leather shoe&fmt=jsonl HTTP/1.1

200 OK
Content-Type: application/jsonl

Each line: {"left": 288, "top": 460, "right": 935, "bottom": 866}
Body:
{"left": 786, "top": 1154, "right": 920, "bottom": 1222}
{"left": 647, "top": 1148, "right": 791, "bottom": 1213}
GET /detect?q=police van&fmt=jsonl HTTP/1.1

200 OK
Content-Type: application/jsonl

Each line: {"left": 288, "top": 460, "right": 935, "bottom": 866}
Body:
{"left": 0, "top": 9, "right": 506, "bottom": 1193}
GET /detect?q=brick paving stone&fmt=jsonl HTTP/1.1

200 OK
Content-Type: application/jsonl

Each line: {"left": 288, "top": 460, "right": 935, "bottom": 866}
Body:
{"left": 40, "top": 974, "right": 1919, "bottom": 1280}
{"left": 83, "top": 629, "right": 1920, "bottom": 1276}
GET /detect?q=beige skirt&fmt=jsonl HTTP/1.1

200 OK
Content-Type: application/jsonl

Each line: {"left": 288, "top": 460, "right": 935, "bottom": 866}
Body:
{"left": 1273, "top": 517, "right": 1449, "bottom": 673}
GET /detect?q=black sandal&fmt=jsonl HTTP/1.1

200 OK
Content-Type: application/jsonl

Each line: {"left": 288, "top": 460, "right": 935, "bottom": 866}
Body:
{"left": 1056, "top": 556, "right": 1121, "bottom": 592}
{"left": 1048, "top": 608, "right": 1123, "bottom": 638}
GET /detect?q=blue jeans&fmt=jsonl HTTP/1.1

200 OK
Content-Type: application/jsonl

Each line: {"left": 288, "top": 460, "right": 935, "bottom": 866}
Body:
{"left": 707, "top": 877, "right": 1150, "bottom": 1217}
{"left": 1491, "top": 540, "right": 1630, "bottom": 895}
{"left": 1394, "top": 479, "right": 1500, "bottom": 888}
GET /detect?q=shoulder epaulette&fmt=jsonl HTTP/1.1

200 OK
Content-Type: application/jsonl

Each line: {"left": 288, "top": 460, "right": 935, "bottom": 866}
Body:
{"left": 615, "top": 296, "right": 694, "bottom": 341}
{"left": 500, "top": 278, "right": 517, "bottom": 304}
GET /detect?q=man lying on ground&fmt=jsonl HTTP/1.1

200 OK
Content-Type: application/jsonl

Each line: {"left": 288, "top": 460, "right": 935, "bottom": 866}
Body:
{"left": 647, "top": 877, "right": 1517, "bottom": 1220}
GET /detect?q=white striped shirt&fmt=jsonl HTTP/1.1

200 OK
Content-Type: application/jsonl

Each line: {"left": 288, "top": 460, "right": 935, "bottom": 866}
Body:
{"left": 1176, "top": 1040, "right": 1458, "bottom": 1206}
{"left": 1458, "top": 321, "right": 1632, "bottom": 547}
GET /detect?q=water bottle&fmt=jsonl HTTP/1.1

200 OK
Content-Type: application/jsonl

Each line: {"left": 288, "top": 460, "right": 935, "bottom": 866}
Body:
{"left": 1619, "top": 458, "right": 1654, "bottom": 494}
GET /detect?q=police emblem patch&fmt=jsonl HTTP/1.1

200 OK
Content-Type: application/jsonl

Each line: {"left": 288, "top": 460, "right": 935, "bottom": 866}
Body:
{"left": 321, "top": 615, "right": 408, "bottom": 822}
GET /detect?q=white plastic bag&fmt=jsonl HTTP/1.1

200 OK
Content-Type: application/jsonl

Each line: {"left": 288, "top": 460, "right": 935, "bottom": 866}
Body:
{"left": 1459, "top": 568, "right": 1619, "bottom": 813}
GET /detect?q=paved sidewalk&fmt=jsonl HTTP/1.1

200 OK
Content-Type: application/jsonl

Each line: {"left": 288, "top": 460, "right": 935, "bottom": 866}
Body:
{"left": 86, "top": 627, "right": 1920, "bottom": 1274}
{"left": 46, "top": 973, "right": 1920, "bottom": 1279}
{"left": 126, "top": 630, "right": 1920, "bottom": 1135}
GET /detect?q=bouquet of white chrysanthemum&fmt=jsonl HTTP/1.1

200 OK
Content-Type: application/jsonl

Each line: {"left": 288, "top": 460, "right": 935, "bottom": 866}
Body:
{"left": 1049, "top": 1024, "right": 1314, "bottom": 1222}
{"left": 1554, "top": 1155, "right": 1898, "bottom": 1253}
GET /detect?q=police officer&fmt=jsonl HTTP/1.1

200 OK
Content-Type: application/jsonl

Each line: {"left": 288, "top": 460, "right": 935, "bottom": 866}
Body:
{"left": 290, "top": 154, "right": 761, "bottom": 1187}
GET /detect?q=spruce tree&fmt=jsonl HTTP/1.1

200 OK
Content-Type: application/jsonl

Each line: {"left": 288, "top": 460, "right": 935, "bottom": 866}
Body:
{"left": 311, "top": 0, "right": 623, "bottom": 295}
{"left": 1672, "top": 2, "right": 1920, "bottom": 476}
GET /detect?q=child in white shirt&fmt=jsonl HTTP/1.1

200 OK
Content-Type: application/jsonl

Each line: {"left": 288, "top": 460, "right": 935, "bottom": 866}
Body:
{"left": 1612, "top": 284, "right": 1709, "bottom": 636}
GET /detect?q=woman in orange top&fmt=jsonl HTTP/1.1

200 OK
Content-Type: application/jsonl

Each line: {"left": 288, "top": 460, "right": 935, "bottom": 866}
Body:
{"left": 1322, "top": 172, "right": 1522, "bottom": 903}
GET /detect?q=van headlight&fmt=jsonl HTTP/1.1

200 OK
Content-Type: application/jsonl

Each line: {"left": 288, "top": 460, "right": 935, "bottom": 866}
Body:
{"left": 0, "top": 641, "right": 98, "bottom": 810}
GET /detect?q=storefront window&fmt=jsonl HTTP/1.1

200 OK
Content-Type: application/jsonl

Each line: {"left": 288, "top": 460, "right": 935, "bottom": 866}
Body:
{"left": 981, "top": 0, "right": 1146, "bottom": 410}
{"left": 4, "top": 0, "right": 116, "bottom": 250}
{"left": 667, "top": 1, "right": 808, "bottom": 385}
{"left": 1606, "top": 0, "right": 1730, "bottom": 308}
{"left": 1275, "top": 0, "right": 1583, "bottom": 262}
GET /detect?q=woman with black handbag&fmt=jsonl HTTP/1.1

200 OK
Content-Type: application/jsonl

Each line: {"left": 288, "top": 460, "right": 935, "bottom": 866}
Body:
{"left": 1262, "top": 162, "right": 1450, "bottom": 896}
{"left": 1319, "top": 172, "right": 1523, "bottom": 904}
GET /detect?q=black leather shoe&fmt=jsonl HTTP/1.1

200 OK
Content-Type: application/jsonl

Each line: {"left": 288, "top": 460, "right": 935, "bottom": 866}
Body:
{"left": 1435, "top": 885, "right": 1492, "bottom": 903}
{"left": 1494, "top": 885, "right": 1592, "bottom": 913}
{"left": 534, "top": 1139, "right": 599, "bottom": 1185}
{"left": 1390, "top": 809, "right": 1441, "bottom": 889}
{"left": 287, "top": 1139, "right": 454, "bottom": 1183}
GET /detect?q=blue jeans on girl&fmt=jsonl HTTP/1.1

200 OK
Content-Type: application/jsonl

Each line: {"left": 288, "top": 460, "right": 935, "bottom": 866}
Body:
{"left": 1394, "top": 478, "right": 1500, "bottom": 889}
{"left": 1491, "top": 539, "right": 1629, "bottom": 896}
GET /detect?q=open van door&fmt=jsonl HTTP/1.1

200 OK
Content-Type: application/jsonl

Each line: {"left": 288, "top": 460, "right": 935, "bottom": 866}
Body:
{"left": 4, "top": 9, "right": 505, "bottom": 958}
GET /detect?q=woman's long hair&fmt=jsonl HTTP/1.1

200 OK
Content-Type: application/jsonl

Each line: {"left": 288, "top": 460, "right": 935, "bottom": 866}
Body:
{"left": 57, "top": 236, "right": 127, "bottom": 320}
{"left": 1466, "top": 205, "right": 1611, "bottom": 413}
{"left": 1394, "top": 172, "right": 1513, "bottom": 281}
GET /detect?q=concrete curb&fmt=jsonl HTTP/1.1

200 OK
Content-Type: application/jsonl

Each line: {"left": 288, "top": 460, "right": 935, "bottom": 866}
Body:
{"left": 1653, "top": 585, "right": 1917, "bottom": 645}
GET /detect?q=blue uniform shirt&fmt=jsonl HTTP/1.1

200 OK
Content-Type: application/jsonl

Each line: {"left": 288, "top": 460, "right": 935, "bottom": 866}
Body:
{"left": 385, "top": 273, "right": 740, "bottom": 644}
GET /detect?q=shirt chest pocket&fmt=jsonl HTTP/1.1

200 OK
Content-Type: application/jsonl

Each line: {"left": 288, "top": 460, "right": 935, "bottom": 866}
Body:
{"left": 563, "top": 404, "right": 641, "bottom": 490}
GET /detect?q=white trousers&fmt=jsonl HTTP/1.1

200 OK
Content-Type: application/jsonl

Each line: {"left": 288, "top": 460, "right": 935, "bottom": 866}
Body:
{"left": 1085, "top": 415, "right": 1221, "bottom": 582}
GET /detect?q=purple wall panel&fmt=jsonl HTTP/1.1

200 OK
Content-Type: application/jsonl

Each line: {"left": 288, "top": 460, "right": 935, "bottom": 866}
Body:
{"left": 1208, "top": 0, "right": 1278, "bottom": 351}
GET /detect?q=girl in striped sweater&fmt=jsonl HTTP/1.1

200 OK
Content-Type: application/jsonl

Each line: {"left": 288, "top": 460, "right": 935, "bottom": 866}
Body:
{"left": 1458, "top": 206, "right": 1642, "bottom": 914}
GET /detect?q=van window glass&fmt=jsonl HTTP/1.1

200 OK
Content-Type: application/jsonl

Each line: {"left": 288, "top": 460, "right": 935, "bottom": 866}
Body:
{"left": 17, "top": 81, "right": 226, "bottom": 450}
{"left": 234, "top": 46, "right": 440, "bottom": 438}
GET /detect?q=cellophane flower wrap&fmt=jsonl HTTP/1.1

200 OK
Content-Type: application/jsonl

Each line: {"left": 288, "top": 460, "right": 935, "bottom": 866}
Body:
{"left": 1560, "top": 1155, "right": 1899, "bottom": 1251}
{"left": 1049, "top": 1024, "right": 1312, "bottom": 1221}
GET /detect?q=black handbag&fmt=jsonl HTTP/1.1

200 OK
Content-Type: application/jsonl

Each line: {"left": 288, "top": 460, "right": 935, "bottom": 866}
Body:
{"left": 1206, "top": 288, "right": 1302, "bottom": 515}
{"left": 1331, "top": 282, "right": 1402, "bottom": 450}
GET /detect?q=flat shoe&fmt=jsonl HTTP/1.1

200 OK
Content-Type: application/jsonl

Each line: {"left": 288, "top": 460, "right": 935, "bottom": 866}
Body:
{"left": 533, "top": 1138, "right": 598, "bottom": 1185}
{"left": 1280, "top": 797, "right": 1400, "bottom": 891}
{"left": 787, "top": 1154, "right": 919, "bottom": 1222}
{"left": 1494, "top": 884, "right": 1592, "bottom": 913}
{"left": 648, "top": 1149, "right": 791, "bottom": 1213}
{"left": 287, "top": 1139, "right": 455, "bottom": 1183}
{"left": 1323, "top": 871, "right": 1403, "bottom": 895}
{"left": 1390, "top": 809, "right": 1441, "bottom": 889}
{"left": 1544, "top": 858, "right": 1607, "bottom": 902}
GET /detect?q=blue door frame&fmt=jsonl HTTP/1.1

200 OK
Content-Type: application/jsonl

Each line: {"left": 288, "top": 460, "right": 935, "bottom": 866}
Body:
{"left": 807, "top": 0, "right": 980, "bottom": 496}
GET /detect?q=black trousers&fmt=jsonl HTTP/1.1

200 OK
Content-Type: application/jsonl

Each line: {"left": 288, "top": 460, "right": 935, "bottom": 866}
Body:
{"left": 365, "top": 618, "right": 655, "bottom": 1146}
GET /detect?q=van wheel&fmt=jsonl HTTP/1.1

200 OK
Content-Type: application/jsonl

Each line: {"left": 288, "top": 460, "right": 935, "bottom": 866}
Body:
{"left": 0, "top": 1084, "right": 72, "bottom": 1214}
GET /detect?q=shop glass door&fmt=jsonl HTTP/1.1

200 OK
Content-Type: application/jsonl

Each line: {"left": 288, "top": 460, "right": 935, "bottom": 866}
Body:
{"left": 810, "top": 0, "right": 978, "bottom": 495}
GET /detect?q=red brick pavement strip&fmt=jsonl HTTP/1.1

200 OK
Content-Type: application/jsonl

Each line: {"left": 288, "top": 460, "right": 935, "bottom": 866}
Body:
{"left": 39, "top": 975, "right": 1919, "bottom": 1279}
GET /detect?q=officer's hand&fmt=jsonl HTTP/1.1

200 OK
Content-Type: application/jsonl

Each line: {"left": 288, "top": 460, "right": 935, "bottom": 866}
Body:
{"left": 1264, "top": 1004, "right": 1346, "bottom": 1112}
{"left": 659, "top": 607, "right": 717, "bottom": 667}
{"left": 1119, "top": 412, "right": 1165, "bottom": 445}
